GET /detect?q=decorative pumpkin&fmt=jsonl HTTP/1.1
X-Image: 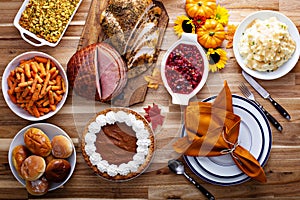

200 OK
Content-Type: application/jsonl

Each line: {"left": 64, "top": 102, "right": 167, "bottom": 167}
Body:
{"left": 196, "top": 19, "right": 226, "bottom": 48}
{"left": 185, "top": 0, "right": 217, "bottom": 18}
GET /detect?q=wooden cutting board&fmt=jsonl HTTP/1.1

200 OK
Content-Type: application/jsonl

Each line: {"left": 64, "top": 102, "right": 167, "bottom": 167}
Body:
{"left": 77, "top": 0, "right": 169, "bottom": 107}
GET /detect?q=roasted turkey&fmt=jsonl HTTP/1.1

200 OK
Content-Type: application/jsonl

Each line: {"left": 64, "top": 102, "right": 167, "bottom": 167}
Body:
{"left": 100, "top": 0, "right": 167, "bottom": 78}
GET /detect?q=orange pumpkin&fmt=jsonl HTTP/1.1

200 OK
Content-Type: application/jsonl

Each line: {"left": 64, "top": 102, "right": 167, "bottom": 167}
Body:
{"left": 185, "top": 0, "right": 217, "bottom": 18}
{"left": 196, "top": 19, "right": 226, "bottom": 48}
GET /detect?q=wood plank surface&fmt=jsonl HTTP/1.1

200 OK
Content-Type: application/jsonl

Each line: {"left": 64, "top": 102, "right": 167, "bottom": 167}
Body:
{"left": 0, "top": 0, "right": 300, "bottom": 199}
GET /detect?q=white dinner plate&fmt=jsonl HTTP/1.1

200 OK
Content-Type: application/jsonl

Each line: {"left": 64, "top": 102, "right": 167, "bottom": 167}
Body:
{"left": 233, "top": 10, "right": 300, "bottom": 80}
{"left": 183, "top": 95, "right": 272, "bottom": 186}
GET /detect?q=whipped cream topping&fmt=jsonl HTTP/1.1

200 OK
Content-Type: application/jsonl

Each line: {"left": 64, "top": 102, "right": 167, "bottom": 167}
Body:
{"left": 84, "top": 110, "right": 152, "bottom": 177}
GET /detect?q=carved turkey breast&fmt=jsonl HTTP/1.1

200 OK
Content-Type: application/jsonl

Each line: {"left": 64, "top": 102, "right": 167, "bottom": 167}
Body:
{"left": 100, "top": 0, "right": 168, "bottom": 78}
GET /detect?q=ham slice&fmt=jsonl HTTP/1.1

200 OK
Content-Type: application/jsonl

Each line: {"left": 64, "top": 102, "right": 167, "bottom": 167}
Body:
{"left": 67, "top": 42, "right": 127, "bottom": 102}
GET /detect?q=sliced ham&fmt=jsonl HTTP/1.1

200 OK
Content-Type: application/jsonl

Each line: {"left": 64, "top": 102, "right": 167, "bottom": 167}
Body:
{"left": 67, "top": 42, "right": 127, "bottom": 102}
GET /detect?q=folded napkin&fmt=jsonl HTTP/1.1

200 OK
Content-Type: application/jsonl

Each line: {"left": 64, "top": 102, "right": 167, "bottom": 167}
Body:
{"left": 173, "top": 81, "right": 266, "bottom": 182}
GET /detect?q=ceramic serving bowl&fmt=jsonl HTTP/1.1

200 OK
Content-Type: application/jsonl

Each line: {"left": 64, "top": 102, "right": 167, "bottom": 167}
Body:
{"left": 14, "top": 0, "right": 82, "bottom": 47}
{"left": 233, "top": 10, "right": 300, "bottom": 80}
{"left": 2, "top": 51, "right": 68, "bottom": 121}
{"left": 8, "top": 123, "right": 76, "bottom": 191}
{"left": 161, "top": 33, "right": 209, "bottom": 105}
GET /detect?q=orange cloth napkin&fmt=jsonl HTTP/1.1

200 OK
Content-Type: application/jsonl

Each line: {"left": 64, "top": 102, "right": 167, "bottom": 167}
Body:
{"left": 173, "top": 81, "right": 266, "bottom": 182}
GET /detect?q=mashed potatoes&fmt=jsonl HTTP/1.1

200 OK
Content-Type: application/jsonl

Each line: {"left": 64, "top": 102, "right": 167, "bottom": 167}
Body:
{"left": 238, "top": 17, "right": 296, "bottom": 71}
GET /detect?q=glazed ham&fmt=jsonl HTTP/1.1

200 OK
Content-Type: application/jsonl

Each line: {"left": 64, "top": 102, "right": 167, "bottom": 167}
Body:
{"left": 67, "top": 42, "right": 127, "bottom": 102}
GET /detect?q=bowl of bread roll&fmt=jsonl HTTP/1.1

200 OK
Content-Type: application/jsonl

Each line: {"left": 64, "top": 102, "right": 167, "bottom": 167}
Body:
{"left": 8, "top": 123, "right": 76, "bottom": 196}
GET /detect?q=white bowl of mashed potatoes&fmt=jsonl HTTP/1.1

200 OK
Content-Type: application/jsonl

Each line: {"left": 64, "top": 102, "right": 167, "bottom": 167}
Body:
{"left": 233, "top": 10, "right": 300, "bottom": 80}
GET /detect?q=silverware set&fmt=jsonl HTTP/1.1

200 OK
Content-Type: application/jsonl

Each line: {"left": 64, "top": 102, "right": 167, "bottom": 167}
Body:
{"left": 239, "top": 70, "right": 291, "bottom": 132}
{"left": 238, "top": 82, "right": 283, "bottom": 131}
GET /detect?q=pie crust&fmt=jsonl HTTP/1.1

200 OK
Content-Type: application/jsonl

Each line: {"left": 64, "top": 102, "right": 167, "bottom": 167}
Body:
{"left": 81, "top": 107, "right": 155, "bottom": 181}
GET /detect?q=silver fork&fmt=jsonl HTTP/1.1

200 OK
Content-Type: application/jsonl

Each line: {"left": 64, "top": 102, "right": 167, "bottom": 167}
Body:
{"left": 238, "top": 82, "right": 282, "bottom": 132}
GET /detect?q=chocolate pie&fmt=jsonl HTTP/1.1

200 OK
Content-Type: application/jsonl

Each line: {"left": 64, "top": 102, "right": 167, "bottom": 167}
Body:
{"left": 81, "top": 108, "right": 155, "bottom": 181}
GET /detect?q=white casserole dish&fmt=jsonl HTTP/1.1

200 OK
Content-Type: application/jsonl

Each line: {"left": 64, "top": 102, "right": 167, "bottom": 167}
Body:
{"left": 13, "top": 0, "right": 82, "bottom": 47}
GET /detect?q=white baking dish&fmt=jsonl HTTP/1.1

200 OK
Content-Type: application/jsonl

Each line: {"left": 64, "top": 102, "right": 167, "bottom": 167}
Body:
{"left": 13, "top": 0, "right": 82, "bottom": 47}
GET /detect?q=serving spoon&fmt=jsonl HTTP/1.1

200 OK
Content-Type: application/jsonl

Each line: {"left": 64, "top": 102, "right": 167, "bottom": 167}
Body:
{"left": 168, "top": 159, "right": 215, "bottom": 200}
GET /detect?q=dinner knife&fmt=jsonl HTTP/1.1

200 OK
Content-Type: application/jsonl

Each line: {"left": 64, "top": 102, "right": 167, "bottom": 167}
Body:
{"left": 242, "top": 71, "right": 291, "bottom": 120}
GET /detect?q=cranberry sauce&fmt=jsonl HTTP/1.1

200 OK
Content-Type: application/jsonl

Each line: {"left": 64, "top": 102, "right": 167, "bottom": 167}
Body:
{"left": 165, "top": 44, "right": 204, "bottom": 94}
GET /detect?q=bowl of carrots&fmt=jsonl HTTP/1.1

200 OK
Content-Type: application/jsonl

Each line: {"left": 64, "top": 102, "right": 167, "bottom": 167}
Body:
{"left": 2, "top": 51, "right": 68, "bottom": 121}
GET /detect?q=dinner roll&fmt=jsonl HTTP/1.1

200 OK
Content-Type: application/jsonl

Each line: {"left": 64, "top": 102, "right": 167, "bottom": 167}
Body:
{"left": 45, "top": 159, "right": 71, "bottom": 182}
{"left": 24, "top": 128, "right": 52, "bottom": 157}
{"left": 51, "top": 135, "right": 73, "bottom": 158}
{"left": 21, "top": 155, "right": 46, "bottom": 181}
{"left": 12, "top": 145, "right": 31, "bottom": 178}
{"left": 26, "top": 176, "right": 49, "bottom": 196}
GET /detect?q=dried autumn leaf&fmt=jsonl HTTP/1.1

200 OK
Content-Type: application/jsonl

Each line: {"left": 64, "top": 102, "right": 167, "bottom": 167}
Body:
{"left": 225, "top": 24, "right": 237, "bottom": 48}
{"left": 144, "top": 67, "right": 163, "bottom": 89}
{"left": 144, "top": 103, "right": 165, "bottom": 131}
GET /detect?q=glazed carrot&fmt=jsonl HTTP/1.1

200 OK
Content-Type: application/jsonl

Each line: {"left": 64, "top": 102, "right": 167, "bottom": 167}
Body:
{"left": 55, "top": 90, "right": 64, "bottom": 95}
{"left": 50, "top": 70, "right": 59, "bottom": 80}
{"left": 32, "top": 105, "right": 40, "bottom": 118}
{"left": 48, "top": 90, "right": 54, "bottom": 105}
{"left": 30, "top": 62, "right": 38, "bottom": 73}
{"left": 39, "top": 62, "right": 46, "bottom": 77}
{"left": 24, "top": 63, "right": 31, "bottom": 78}
{"left": 48, "top": 67, "right": 56, "bottom": 76}
{"left": 50, "top": 60, "right": 56, "bottom": 68}
{"left": 38, "top": 107, "right": 51, "bottom": 113}
{"left": 49, "top": 104, "right": 56, "bottom": 111}
{"left": 42, "top": 99, "right": 50, "bottom": 107}
{"left": 36, "top": 97, "right": 48, "bottom": 106}
{"left": 18, "top": 81, "right": 33, "bottom": 87}
{"left": 32, "top": 84, "right": 42, "bottom": 101}
{"left": 21, "top": 87, "right": 30, "bottom": 98}
{"left": 30, "top": 75, "right": 38, "bottom": 93}
{"left": 48, "top": 80, "right": 56, "bottom": 85}
{"left": 16, "top": 67, "right": 24, "bottom": 73}
{"left": 20, "top": 73, "right": 25, "bottom": 83}
{"left": 16, "top": 72, "right": 21, "bottom": 81}
{"left": 53, "top": 93, "right": 62, "bottom": 102}
{"left": 27, "top": 99, "right": 34, "bottom": 108}
{"left": 56, "top": 75, "right": 62, "bottom": 88}
{"left": 16, "top": 91, "right": 21, "bottom": 100}
{"left": 17, "top": 99, "right": 30, "bottom": 104}
{"left": 19, "top": 59, "right": 34, "bottom": 68}
{"left": 26, "top": 107, "right": 34, "bottom": 116}
{"left": 46, "top": 59, "right": 51, "bottom": 72}
{"left": 34, "top": 56, "right": 48, "bottom": 64}
{"left": 40, "top": 73, "right": 50, "bottom": 96}
{"left": 61, "top": 79, "right": 66, "bottom": 92}
{"left": 7, "top": 76, "right": 14, "bottom": 89}
{"left": 51, "top": 85, "right": 60, "bottom": 91}
{"left": 39, "top": 85, "right": 51, "bottom": 99}
{"left": 8, "top": 92, "right": 17, "bottom": 104}
{"left": 35, "top": 74, "right": 43, "bottom": 83}
{"left": 14, "top": 87, "right": 22, "bottom": 93}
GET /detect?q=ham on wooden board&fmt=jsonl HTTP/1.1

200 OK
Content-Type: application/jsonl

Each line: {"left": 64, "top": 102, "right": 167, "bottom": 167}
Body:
{"left": 67, "top": 42, "right": 127, "bottom": 102}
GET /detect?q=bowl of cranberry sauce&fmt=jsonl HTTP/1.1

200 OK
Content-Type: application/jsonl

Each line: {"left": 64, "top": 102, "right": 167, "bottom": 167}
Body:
{"left": 161, "top": 33, "right": 209, "bottom": 105}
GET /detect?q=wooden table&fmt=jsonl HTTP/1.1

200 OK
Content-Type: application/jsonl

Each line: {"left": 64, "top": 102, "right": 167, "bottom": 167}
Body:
{"left": 1, "top": 0, "right": 300, "bottom": 199}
